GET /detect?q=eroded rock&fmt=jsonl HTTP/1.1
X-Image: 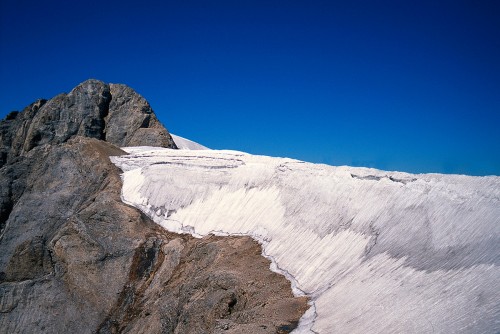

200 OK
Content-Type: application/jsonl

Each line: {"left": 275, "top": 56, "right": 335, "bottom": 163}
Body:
{"left": 0, "top": 79, "right": 176, "bottom": 169}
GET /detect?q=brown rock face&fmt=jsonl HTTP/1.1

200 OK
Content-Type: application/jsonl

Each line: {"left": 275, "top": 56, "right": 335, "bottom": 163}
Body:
{"left": 0, "top": 81, "right": 307, "bottom": 333}
{"left": 99, "top": 233, "right": 307, "bottom": 334}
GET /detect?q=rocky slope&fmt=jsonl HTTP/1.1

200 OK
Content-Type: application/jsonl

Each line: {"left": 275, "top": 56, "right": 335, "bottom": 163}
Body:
{"left": 0, "top": 80, "right": 307, "bottom": 333}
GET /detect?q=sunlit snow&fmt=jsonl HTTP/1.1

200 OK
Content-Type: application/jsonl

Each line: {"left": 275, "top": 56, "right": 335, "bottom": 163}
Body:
{"left": 112, "top": 147, "right": 500, "bottom": 334}
{"left": 170, "top": 133, "right": 209, "bottom": 150}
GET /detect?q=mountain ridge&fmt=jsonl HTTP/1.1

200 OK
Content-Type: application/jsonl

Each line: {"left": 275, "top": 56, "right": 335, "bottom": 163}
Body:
{"left": 0, "top": 80, "right": 307, "bottom": 333}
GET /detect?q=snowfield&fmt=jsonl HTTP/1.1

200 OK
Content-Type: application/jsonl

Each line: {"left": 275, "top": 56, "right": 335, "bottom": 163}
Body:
{"left": 112, "top": 147, "right": 500, "bottom": 334}
{"left": 171, "top": 133, "right": 209, "bottom": 150}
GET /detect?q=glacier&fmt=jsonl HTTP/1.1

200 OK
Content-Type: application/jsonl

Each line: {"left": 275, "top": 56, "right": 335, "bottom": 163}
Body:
{"left": 111, "top": 147, "right": 500, "bottom": 334}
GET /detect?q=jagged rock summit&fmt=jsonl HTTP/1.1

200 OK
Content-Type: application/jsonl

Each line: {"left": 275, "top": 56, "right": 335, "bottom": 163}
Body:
{"left": 0, "top": 80, "right": 307, "bottom": 333}
{"left": 0, "top": 79, "right": 177, "bottom": 167}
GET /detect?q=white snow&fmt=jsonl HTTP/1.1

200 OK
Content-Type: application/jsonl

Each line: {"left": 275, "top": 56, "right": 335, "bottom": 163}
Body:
{"left": 170, "top": 133, "right": 209, "bottom": 150}
{"left": 112, "top": 147, "right": 500, "bottom": 334}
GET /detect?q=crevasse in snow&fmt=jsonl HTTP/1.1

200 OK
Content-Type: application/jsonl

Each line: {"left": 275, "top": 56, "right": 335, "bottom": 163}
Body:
{"left": 111, "top": 147, "right": 500, "bottom": 334}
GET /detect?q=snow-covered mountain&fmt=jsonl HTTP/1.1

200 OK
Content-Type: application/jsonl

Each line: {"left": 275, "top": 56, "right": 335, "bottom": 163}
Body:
{"left": 4, "top": 79, "right": 496, "bottom": 333}
{"left": 170, "top": 134, "right": 209, "bottom": 150}
{"left": 112, "top": 146, "right": 500, "bottom": 334}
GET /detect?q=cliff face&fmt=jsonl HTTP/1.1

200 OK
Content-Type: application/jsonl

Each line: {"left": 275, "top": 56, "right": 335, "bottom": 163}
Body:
{"left": 0, "top": 80, "right": 307, "bottom": 333}
{"left": 0, "top": 79, "right": 177, "bottom": 168}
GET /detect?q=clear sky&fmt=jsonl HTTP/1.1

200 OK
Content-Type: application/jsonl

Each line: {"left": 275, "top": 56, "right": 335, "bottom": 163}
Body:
{"left": 1, "top": 0, "right": 499, "bottom": 175}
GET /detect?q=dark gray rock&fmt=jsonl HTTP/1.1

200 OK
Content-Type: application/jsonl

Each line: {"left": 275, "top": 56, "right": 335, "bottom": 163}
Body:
{"left": 106, "top": 83, "right": 177, "bottom": 147}
{"left": 0, "top": 79, "right": 177, "bottom": 168}
{"left": 0, "top": 99, "right": 47, "bottom": 167}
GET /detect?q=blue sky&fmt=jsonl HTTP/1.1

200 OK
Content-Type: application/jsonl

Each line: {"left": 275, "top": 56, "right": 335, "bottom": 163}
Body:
{"left": 1, "top": 0, "right": 499, "bottom": 175}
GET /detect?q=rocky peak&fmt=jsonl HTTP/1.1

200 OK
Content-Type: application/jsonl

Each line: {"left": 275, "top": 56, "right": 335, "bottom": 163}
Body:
{"left": 0, "top": 81, "right": 306, "bottom": 333}
{"left": 0, "top": 79, "right": 177, "bottom": 167}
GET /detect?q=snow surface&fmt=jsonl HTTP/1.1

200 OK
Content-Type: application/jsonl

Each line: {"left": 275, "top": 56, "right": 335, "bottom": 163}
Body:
{"left": 112, "top": 147, "right": 500, "bottom": 334}
{"left": 170, "top": 133, "right": 209, "bottom": 150}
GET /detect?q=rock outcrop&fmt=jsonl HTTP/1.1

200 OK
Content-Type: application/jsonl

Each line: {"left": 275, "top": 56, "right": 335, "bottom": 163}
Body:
{"left": 0, "top": 80, "right": 307, "bottom": 333}
{"left": 0, "top": 79, "right": 177, "bottom": 168}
